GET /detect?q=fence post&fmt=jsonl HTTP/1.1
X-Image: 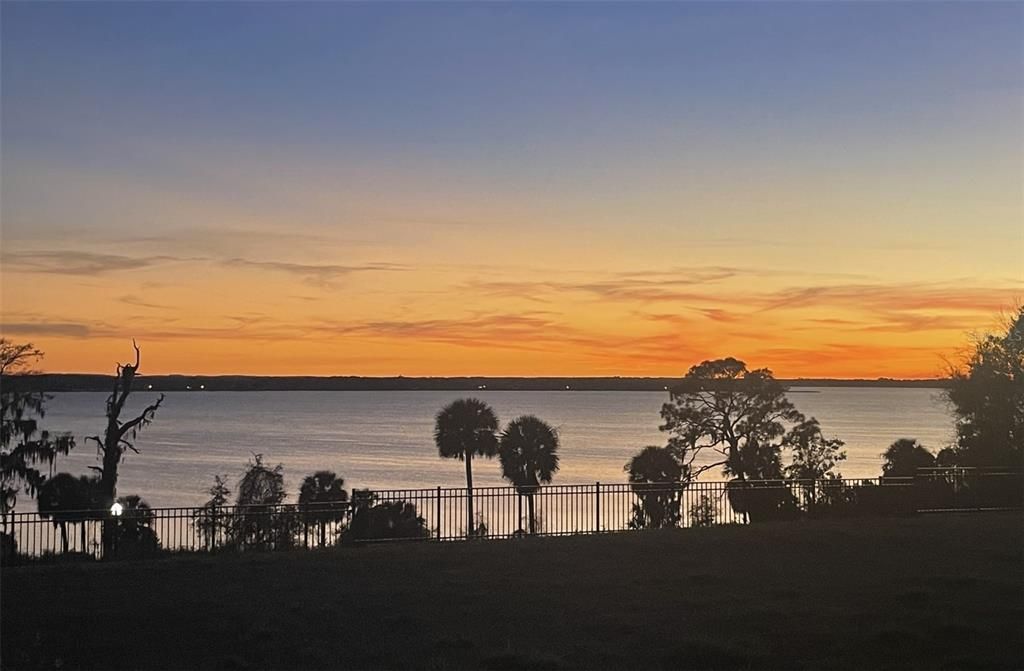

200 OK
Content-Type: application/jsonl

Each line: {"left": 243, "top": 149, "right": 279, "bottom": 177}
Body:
{"left": 595, "top": 481, "right": 601, "bottom": 532}
{"left": 436, "top": 486, "right": 442, "bottom": 540}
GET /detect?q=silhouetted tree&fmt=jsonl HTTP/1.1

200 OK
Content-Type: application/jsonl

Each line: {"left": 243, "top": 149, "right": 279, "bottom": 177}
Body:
{"left": 434, "top": 398, "right": 498, "bottom": 537}
{"left": 37, "top": 473, "right": 100, "bottom": 553}
{"left": 689, "top": 494, "right": 717, "bottom": 528}
{"left": 195, "top": 475, "right": 231, "bottom": 551}
{"left": 231, "top": 454, "right": 288, "bottom": 549}
{"left": 298, "top": 470, "right": 349, "bottom": 546}
{"left": 499, "top": 416, "right": 559, "bottom": 535}
{"left": 784, "top": 419, "right": 846, "bottom": 481}
{"left": 881, "top": 438, "right": 935, "bottom": 478}
{"left": 84, "top": 341, "right": 163, "bottom": 556}
{"left": 660, "top": 358, "right": 804, "bottom": 483}
{"left": 345, "top": 489, "right": 429, "bottom": 541}
{"left": 625, "top": 446, "right": 685, "bottom": 529}
{"left": 946, "top": 307, "right": 1023, "bottom": 470}
{"left": 784, "top": 418, "right": 846, "bottom": 508}
{"left": 1, "top": 341, "right": 75, "bottom": 529}
{"left": 111, "top": 494, "right": 159, "bottom": 557}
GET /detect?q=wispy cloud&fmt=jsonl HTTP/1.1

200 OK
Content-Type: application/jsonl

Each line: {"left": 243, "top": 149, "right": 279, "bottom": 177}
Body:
{"left": 0, "top": 321, "right": 94, "bottom": 337}
{"left": 223, "top": 258, "right": 407, "bottom": 286}
{"left": 117, "top": 295, "right": 171, "bottom": 310}
{"left": 312, "top": 313, "right": 570, "bottom": 352}
{"left": 754, "top": 283, "right": 1021, "bottom": 316}
{"left": 2, "top": 251, "right": 194, "bottom": 275}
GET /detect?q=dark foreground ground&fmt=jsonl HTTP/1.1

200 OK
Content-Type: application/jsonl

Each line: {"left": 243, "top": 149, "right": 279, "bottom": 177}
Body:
{"left": 3, "top": 513, "right": 1022, "bottom": 670}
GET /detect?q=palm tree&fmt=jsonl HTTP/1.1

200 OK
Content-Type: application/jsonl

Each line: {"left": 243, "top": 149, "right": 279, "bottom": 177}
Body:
{"left": 499, "top": 415, "right": 559, "bottom": 535}
{"left": 37, "top": 473, "right": 97, "bottom": 553}
{"left": 298, "top": 470, "right": 349, "bottom": 546}
{"left": 434, "top": 398, "right": 498, "bottom": 537}
{"left": 625, "top": 446, "right": 685, "bottom": 529}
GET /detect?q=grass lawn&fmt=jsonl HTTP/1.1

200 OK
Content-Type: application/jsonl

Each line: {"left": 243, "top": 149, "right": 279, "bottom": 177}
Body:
{"left": 3, "top": 513, "right": 1022, "bottom": 670}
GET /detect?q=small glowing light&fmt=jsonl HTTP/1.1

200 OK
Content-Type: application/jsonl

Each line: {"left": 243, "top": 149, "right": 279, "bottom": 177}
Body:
{"left": 199, "top": 384, "right": 205, "bottom": 390}
{"left": 186, "top": 385, "right": 191, "bottom": 390}
{"left": 565, "top": 385, "right": 570, "bottom": 390}
{"left": 147, "top": 384, "right": 153, "bottom": 390}
{"left": 110, "top": 502, "right": 124, "bottom": 516}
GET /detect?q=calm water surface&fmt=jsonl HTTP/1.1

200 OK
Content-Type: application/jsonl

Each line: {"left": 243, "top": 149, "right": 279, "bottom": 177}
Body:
{"left": 39, "top": 389, "right": 954, "bottom": 508}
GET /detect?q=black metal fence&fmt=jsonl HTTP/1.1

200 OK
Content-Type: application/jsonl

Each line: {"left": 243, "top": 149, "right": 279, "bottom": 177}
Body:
{"left": 2, "top": 470, "right": 1019, "bottom": 562}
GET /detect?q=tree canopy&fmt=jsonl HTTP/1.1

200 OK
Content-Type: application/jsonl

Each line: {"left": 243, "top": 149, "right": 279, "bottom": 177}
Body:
{"left": 435, "top": 398, "right": 499, "bottom": 537}
{"left": 660, "top": 358, "right": 806, "bottom": 481}
{"left": 625, "top": 445, "right": 686, "bottom": 529}
{"left": 946, "top": 307, "right": 1023, "bottom": 470}
{"left": 236, "top": 454, "right": 286, "bottom": 507}
{"left": 498, "top": 415, "right": 560, "bottom": 495}
{"left": 1, "top": 340, "right": 75, "bottom": 518}
{"left": 784, "top": 418, "right": 847, "bottom": 481}
{"left": 434, "top": 398, "right": 499, "bottom": 462}
{"left": 881, "top": 438, "right": 936, "bottom": 478}
{"left": 298, "top": 470, "right": 348, "bottom": 545}
{"left": 499, "top": 415, "right": 559, "bottom": 534}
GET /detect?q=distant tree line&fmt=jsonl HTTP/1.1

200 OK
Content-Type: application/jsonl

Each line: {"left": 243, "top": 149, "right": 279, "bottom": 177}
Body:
{"left": 9, "top": 374, "right": 949, "bottom": 393}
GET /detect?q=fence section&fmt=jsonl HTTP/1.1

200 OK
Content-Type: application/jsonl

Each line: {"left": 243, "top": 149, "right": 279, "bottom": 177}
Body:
{"left": 2, "top": 471, "right": 1019, "bottom": 561}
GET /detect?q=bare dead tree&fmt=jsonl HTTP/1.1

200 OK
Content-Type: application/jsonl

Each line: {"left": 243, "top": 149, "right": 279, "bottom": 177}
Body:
{"left": 85, "top": 341, "right": 163, "bottom": 556}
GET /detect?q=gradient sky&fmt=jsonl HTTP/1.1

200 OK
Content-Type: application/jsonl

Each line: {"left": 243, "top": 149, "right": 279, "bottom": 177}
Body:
{"left": 1, "top": 2, "right": 1021, "bottom": 377}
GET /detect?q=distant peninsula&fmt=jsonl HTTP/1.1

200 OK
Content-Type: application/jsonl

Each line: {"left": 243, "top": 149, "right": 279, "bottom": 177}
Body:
{"left": 10, "top": 374, "right": 948, "bottom": 392}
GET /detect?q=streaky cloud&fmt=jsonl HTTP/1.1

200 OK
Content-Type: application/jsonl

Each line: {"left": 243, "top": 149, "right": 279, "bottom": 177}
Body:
{"left": 2, "top": 251, "right": 197, "bottom": 275}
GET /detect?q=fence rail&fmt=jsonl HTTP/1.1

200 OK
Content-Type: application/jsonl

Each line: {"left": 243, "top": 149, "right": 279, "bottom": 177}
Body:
{"left": 2, "top": 471, "right": 1020, "bottom": 562}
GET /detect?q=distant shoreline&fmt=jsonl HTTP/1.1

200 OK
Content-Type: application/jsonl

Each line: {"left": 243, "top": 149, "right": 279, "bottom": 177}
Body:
{"left": 9, "top": 374, "right": 949, "bottom": 392}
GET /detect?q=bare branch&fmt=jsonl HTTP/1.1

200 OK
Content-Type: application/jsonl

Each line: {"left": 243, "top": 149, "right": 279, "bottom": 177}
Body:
{"left": 116, "top": 394, "right": 164, "bottom": 440}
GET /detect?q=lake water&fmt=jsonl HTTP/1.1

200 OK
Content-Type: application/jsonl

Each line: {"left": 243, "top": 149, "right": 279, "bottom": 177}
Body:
{"left": 35, "top": 389, "right": 954, "bottom": 508}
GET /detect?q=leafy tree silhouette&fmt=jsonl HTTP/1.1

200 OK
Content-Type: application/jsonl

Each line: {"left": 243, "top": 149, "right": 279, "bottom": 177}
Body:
{"left": 625, "top": 446, "right": 685, "bottom": 529}
{"left": 784, "top": 418, "right": 847, "bottom": 509}
{"left": 111, "top": 494, "right": 159, "bottom": 558}
{"left": 1, "top": 341, "right": 75, "bottom": 530}
{"left": 195, "top": 475, "right": 231, "bottom": 551}
{"left": 946, "top": 306, "right": 1023, "bottom": 470}
{"left": 661, "top": 358, "right": 803, "bottom": 483}
{"left": 660, "top": 358, "right": 824, "bottom": 522}
{"left": 298, "top": 470, "right": 348, "bottom": 546}
{"left": 231, "top": 454, "right": 288, "bottom": 549}
{"left": 498, "top": 415, "right": 559, "bottom": 535}
{"left": 345, "top": 489, "right": 429, "bottom": 541}
{"left": 434, "top": 399, "right": 498, "bottom": 538}
{"left": 37, "top": 473, "right": 100, "bottom": 553}
{"left": 881, "top": 439, "right": 935, "bottom": 478}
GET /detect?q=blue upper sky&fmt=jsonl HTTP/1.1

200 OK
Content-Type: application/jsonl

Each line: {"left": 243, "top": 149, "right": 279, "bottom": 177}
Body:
{"left": 4, "top": 2, "right": 1019, "bottom": 187}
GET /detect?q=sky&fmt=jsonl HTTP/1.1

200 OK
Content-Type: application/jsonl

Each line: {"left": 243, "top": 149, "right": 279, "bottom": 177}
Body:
{"left": 1, "top": 2, "right": 1021, "bottom": 378}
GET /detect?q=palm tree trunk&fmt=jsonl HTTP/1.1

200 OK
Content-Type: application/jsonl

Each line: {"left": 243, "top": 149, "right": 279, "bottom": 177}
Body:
{"left": 465, "top": 452, "right": 474, "bottom": 538}
{"left": 528, "top": 494, "right": 536, "bottom": 535}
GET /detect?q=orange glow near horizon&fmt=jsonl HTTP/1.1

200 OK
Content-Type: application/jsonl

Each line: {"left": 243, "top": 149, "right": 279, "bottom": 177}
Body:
{"left": 2, "top": 245, "right": 1018, "bottom": 378}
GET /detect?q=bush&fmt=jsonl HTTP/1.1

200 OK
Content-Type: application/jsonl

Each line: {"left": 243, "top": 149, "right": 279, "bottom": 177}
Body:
{"left": 726, "top": 481, "right": 799, "bottom": 523}
{"left": 688, "top": 494, "right": 717, "bottom": 528}
{"left": 344, "top": 491, "right": 429, "bottom": 542}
